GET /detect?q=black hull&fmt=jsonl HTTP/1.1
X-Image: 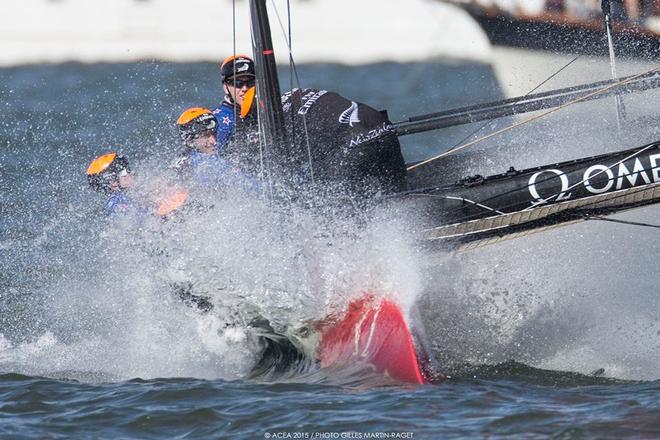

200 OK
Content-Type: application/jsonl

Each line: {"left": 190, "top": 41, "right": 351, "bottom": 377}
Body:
{"left": 400, "top": 140, "right": 660, "bottom": 250}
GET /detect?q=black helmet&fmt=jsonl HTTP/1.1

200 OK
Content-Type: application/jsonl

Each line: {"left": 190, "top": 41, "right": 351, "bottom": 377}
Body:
{"left": 176, "top": 107, "right": 218, "bottom": 144}
{"left": 220, "top": 54, "right": 255, "bottom": 82}
{"left": 86, "top": 152, "right": 131, "bottom": 194}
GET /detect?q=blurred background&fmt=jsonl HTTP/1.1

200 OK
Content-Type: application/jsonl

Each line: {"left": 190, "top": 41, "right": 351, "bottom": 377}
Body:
{"left": 448, "top": 0, "right": 660, "bottom": 57}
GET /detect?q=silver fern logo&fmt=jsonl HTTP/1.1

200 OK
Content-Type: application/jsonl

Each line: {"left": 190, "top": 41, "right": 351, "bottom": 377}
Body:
{"left": 339, "top": 101, "right": 360, "bottom": 127}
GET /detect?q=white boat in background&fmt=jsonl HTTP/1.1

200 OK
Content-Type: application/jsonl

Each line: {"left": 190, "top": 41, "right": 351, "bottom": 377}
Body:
{"left": 0, "top": 0, "right": 491, "bottom": 66}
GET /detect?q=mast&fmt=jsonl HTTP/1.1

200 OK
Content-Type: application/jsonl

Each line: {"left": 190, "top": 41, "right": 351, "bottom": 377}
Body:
{"left": 249, "top": 0, "right": 290, "bottom": 184}
{"left": 601, "top": 0, "right": 626, "bottom": 132}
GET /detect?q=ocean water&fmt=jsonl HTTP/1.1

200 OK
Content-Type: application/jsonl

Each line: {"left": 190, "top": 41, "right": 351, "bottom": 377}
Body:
{"left": 1, "top": 60, "right": 659, "bottom": 438}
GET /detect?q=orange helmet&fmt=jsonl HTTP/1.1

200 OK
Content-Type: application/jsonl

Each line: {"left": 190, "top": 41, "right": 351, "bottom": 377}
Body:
{"left": 177, "top": 108, "right": 218, "bottom": 144}
{"left": 220, "top": 54, "right": 255, "bottom": 82}
{"left": 86, "top": 152, "right": 131, "bottom": 194}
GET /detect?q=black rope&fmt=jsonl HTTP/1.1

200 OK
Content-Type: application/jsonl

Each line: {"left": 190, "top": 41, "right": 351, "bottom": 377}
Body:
{"left": 287, "top": 0, "right": 293, "bottom": 95}
{"left": 232, "top": 0, "right": 238, "bottom": 123}
{"left": 585, "top": 216, "right": 660, "bottom": 230}
{"left": 271, "top": 0, "right": 315, "bottom": 183}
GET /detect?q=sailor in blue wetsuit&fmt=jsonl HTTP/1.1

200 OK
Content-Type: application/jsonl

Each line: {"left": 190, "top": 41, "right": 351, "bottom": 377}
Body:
{"left": 86, "top": 152, "right": 212, "bottom": 312}
{"left": 87, "top": 152, "right": 191, "bottom": 220}
{"left": 173, "top": 107, "right": 259, "bottom": 193}
{"left": 212, "top": 55, "right": 261, "bottom": 176}
{"left": 86, "top": 152, "right": 138, "bottom": 216}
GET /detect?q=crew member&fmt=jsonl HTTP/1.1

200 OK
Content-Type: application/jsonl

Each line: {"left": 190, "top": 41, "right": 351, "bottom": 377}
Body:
{"left": 213, "top": 55, "right": 261, "bottom": 175}
{"left": 174, "top": 107, "right": 260, "bottom": 192}
{"left": 211, "top": 56, "right": 407, "bottom": 198}
{"left": 86, "top": 152, "right": 210, "bottom": 310}
{"left": 87, "top": 152, "right": 189, "bottom": 218}
{"left": 86, "top": 152, "right": 137, "bottom": 216}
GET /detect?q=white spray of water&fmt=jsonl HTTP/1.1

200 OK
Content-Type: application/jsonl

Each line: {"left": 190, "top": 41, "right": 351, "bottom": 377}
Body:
{"left": 0, "top": 173, "right": 426, "bottom": 382}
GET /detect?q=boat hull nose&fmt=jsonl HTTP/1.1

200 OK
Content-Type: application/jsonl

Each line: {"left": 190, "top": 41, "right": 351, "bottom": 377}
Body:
{"left": 318, "top": 295, "right": 440, "bottom": 384}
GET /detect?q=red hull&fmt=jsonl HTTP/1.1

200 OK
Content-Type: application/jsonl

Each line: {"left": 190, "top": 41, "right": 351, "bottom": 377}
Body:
{"left": 318, "top": 295, "right": 427, "bottom": 384}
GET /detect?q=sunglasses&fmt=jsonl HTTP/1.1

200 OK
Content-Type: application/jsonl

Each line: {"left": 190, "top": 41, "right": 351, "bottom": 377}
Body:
{"left": 99, "top": 167, "right": 130, "bottom": 184}
{"left": 180, "top": 130, "right": 215, "bottom": 143}
{"left": 179, "top": 116, "right": 218, "bottom": 143}
{"left": 226, "top": 77, "right": 255, "bottom": 89}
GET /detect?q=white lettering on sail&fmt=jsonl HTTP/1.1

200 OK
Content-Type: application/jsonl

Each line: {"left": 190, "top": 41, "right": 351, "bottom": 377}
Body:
{"left": 649, "top": 153, "right": 660, "bottom": 182}
{"left": 281, "top": 88, "right": 299, "bottom": 103}
{"left": 615, "top": 158, "right": 651, "bottom": 189}
{"left": 584, "top": 165, "right": 614, "bottom": 194}
{"left": 528, "top": 169, "right": 571, "bottom": 204}
{"left": 348, "top": 123, "right": 393, "bottom": 148}
{"left": 297, "top": 90, "right": 327, "bottom": 115}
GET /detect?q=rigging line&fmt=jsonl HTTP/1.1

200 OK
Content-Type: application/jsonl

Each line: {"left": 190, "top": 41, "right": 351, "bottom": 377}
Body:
{"left": 423, "top": 183, "right": 660, "bottom": 241}
{"left": 584, "top": 216, "right": 660, "bottom": 229}
{"left": 270, "top": 0, "right": 316, "bottom": 184}
{"left": 405, "top": 144, "right": 659, "bottom": 226}
{"left": 232, "top": 0, "right": 238, "bottom": 126}
{"left": 271, "top": 3, "right": 295, "bottom": 150}
{"left": 256, "top": 99, "right": 274, "bottom": 201}
{"left": 286, "top": 0, "right": 293, "bottom": 93}
{"left": 445, "top": 55, "right": 581, "bottom": 154}
{"left": 248, "top": 17, "right": 272, "bottom": 201}
{"left": 602, "top": 1, "right": 626, "bottom": 132}
{"left": 407, "top": 65, "right": 660, "bottom": 172}
{"left": 284, "top": 0, "right": 295, "bottom": 147}
{"left": 232, "top": 0, "right": 236, "bottom": 59}
{"left": 410, "top": 194, "right": 505, "bottom": 215}
{"left": 286, "top": 0, "right": 316, "bottom": 185}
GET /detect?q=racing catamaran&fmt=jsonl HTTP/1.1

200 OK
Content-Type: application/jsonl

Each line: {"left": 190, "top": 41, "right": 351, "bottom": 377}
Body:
{"left": 246, "top": 0, "right": 660, "bottom": 383}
